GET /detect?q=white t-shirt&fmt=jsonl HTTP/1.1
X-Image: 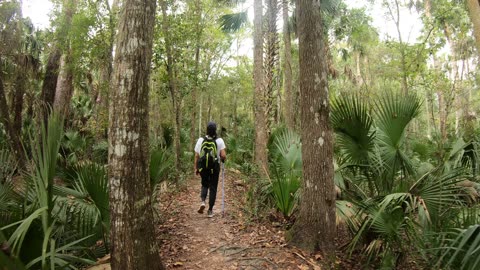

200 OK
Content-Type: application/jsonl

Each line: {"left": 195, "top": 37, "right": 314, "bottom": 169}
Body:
{"left": 194, "top": 136, "right": 226, "bottom": 161}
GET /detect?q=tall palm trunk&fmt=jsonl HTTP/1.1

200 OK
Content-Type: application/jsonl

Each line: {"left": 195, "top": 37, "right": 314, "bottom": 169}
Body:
{"left": 264, "top": 0, "right": 279, "bottom": 133}
{"left": 108, "top": 0, "right": 165, "bottom": 268}
{"left": 253, "top": 0, "right": 268, "bottom": 173}
{"left": 282, "top": 0, "right": 293, "bottom": 130}
{"left": 289, "top": 0, "right": 336, "bottom": 255}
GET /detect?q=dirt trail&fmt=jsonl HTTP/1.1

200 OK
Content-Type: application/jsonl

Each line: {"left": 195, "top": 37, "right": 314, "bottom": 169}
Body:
{"left": 157, "top": 169, "right": 323, "bottom": 270}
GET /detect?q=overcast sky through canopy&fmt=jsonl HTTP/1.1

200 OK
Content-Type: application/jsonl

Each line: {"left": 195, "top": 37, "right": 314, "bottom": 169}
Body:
{"left": 22, "top": 0, "right": 422, "bottom": 58}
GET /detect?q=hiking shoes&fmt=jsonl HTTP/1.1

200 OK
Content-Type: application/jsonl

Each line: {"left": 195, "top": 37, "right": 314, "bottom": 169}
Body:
{"left": 198, "top": 202, "right": 206, "bottom": 214}
{"left": 207, "top": 210, "right": 214, "bottom": 218}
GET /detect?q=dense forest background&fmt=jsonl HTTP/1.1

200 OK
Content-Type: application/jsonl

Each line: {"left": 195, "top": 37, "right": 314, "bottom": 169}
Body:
{"left": 1, "top": 0, "right": 480, "bottom": 269}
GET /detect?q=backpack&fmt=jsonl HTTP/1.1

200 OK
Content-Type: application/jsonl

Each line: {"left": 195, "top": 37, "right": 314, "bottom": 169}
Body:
{"left": 198, "top": 136, "right": 218, "bottom": 174}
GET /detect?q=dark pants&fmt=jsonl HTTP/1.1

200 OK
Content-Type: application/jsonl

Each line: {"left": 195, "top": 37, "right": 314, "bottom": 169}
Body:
{"left": 200, "top": 166, "right": 220, "bottom": 211}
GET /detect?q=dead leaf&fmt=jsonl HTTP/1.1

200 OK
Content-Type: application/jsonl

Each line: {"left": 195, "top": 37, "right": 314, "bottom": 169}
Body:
{"left": 172, "top": 262, "right": 183, "bottom": 267}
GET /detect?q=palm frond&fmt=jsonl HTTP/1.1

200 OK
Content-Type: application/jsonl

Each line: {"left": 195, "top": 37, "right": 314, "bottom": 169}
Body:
{"left": 439, "top": 225, "right": 480, "bottom": 270}
{"left": 331, "top": 95, "right": 375, "bottom": 166}
{"left": 410, "top": 168, "right": 466, "bottom": 228}
{"left": 25, "top": 235, "right": 95, "bottom": 269}
{"left": 219, "top": 11, "right": 248, "bottom": 33}
{"left": 0, "top": 148, "right": 16, "bottom": 183}
{"left": 374, "top": 92, "right": 422, "bottom": 182}
{"left": 272, "top": 129, "right": 302, "bottom": 174}
{"left": 150, "top": 147, "right": 173, "bottom": 187}
{"left": 53, "top": 163, "right": 109, "bottom": 240}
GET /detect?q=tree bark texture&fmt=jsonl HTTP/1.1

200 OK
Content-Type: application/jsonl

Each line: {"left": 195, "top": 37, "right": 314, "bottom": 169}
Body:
{"left": 467, "top": 0, "right": 480, "bottom": 55}
{"left": 108, "top": 0, "right": 165, "bottom": 269}
{"left": 53, "top": 53, "right": 74, "bottom": 115}
{"left": 253, "top": 0, "right": 268, "bottom": 174}
{"left": 40, "top": 47, "right": 61, "bottom": 122}
{"left": 282, "top": 0, "right": 293, "bottom": 130}
{"left": 264, "top": 0, "right": 279, "bottom": 134}
{"left": 289, "top": 0, "right": 336, "bottom": 255}
{"left": 160, "top": 0, "right": 182, "bottom": 176}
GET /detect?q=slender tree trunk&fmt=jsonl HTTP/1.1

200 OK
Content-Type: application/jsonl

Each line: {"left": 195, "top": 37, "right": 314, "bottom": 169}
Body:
{"left": 265, "top": 0, "right": 279, "bottom": 133}
{"left": 254, "top": 0, "right": 268, "bottom": 174}
{"left": 282, "top": 0, "right": 293, "bottom": 130}
{"left": 199, "top": 92, "right": 203, "bottom": 136}
{"left": 40, "top": 47, "right": 61, "bottom": 122}
{"left": 442, "top": 23, "right": 457, "bottom": 141}
{"left": 53, "top": 54, "right": 74, "bottom": 115}
{"left": 12, "top": 73, "right": 25, "bottom": 137}
{"left": 438, "top": 91, "right": 447, "bottom": 142}
{"left": 386, "top": 0, "right": 408, "bottom": 94}
{"left": 233, "top": 86, "right": 238, "bottom": 137}
{"left": 160, "top": 0, "right": 181, "bottom": 175}
{"left": 425, "top": 92, "right": 431, "bottom": 139}
{"left": 54, "top": 0, "right": 75, "bottom": 116}
{"left": 466, "top": 0, "right": 480, "bottom": 55}
{"left": 190, "top": 0, "right": 202, "bottom": 149}
{"left": 108, "top": 0, "right": 164, "bottom": 268}
{"left": 289, "top": 0, "right": 336, "bottom": 256}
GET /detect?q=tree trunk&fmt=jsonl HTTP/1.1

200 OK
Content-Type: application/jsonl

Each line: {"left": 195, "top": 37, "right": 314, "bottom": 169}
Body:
{"left": 288, "top": 0, "right": 336, "bottom": 256}
{"left": 466, "top": 0, "right": 480, "bottom": 55}
{"left": 53, "top": 53, "right": 74, "bottom": 115}
{"left": 54, "top": 0, "right": 75, "bottom": 116}
{"left": 282, "top": 0, "right": 293, "bottom": 130}
{"left": 265, "top": 0, "right": 279, "bottom": 134}
{"left": 12, "top": 73, "right": 25, "bottom": 138}
{"left": 40, "top": 47, "right": 61, "bottom": 122}
{"left": 108, "top": 0, "right": 165, "bottom": 268}
{"left": 0, "top": 72, "right": 25, "bottom": 168}
{"left": 438, "top": 91, "right": 447, "bottom": 142}
{"left": 253, "top": 0, "right": 268, "bottom": 174}
{"left": 190, "top": 0, "right": 202, "bottom": 149}
{"left": 160, "top": 0, "right": 181, "bottom": 176}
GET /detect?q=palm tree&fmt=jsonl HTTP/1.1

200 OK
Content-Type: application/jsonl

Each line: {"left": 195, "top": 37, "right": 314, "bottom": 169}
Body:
{"left": 331, "top": 93, "right": 480, "bottom": 268}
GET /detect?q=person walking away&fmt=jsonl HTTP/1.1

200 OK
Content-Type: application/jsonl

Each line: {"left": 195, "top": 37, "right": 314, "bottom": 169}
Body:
{"left": 194, "top": 122, "right": 226, "bottom": 218}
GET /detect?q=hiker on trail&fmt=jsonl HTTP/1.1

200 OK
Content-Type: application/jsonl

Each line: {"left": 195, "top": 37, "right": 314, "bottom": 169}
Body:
{"left": 194, "top": 121, "right": 226, "bottom": 218}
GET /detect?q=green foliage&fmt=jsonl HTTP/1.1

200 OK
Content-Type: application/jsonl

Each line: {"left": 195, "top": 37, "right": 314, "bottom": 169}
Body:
{"left": 150, "top": 147, "right": 174, "bottom": 188}
{"left": 0, "top": 113, "right": 100, "bottom": 269}
{"left": 374, "top": 93, "right": 422, "bottom": 183}
{"left": 219, "top": 12, "right": 248, "bottom": 33}
{"left": 267, "top": 129, "right": 302, "bottom": 218}
{"left": 439, "top": 225, "right": 480, "bottom": 270}
{"left": 0, "top": 148, "right": 16, "bottom": 184}
{"left": 331, "top": 94, "right": 375, "bottom": 166}
{"left": 60, "top": 130, "right": 87, "bottom": 165}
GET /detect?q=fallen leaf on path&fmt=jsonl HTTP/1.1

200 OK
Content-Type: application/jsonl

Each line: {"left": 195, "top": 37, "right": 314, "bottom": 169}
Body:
{"left": 172, "top": 262, "right": 183, "bottom": 267}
